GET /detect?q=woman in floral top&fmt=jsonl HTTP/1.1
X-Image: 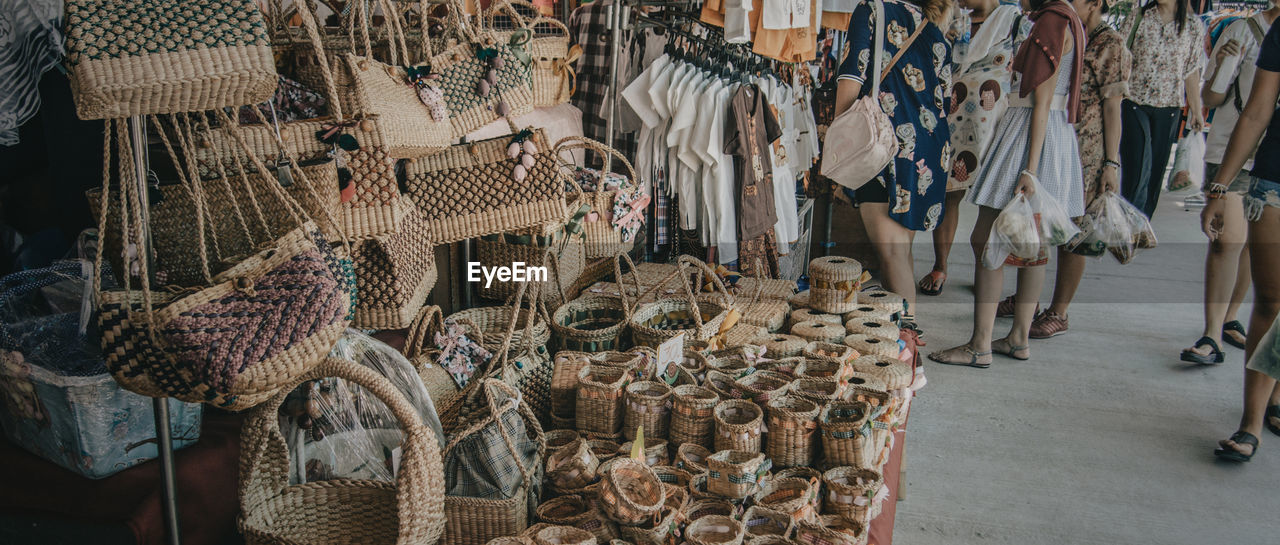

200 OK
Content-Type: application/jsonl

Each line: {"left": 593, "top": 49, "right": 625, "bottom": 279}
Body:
{"left": 1119, "top": 0, "right": 1206, "bottom": 218}
{"left": 1030, "top": 0, "right": 1131, "bottom": 339}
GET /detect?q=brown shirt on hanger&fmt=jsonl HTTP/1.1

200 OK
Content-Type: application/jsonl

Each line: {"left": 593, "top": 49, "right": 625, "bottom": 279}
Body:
{"left": 725, "top": 84, "right": 783, "bottom": 242}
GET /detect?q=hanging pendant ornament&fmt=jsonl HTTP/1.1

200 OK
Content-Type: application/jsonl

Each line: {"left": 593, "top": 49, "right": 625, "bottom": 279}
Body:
{"left": 521, "top": 153, "right": 536, "bottom": 169}
{"left": 507, "top": 141, "right": 522, "bottom": 160}
{"left": 486, "top": 69, "right": 498, "bottom": 86}
{"left": 477, "top": 79, "right": 491, "bottom": 97}
{"left": 496, "top": 101, "right": 511, "bottom": 117}
{"left": 513, "top": 164, "right": 528, "bottom": 182}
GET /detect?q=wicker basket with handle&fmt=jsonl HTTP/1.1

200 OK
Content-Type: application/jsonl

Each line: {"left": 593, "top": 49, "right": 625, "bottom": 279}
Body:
{"left": 555, "top": 136, "right": 646, "bottom": 260}
{"left": 793, "top": 516, "right": 865, "bottom": 545}
{"left": 706, "top": 450, "right": 769, "bottom": 499}
{"left": 550, "top": 254, "right": 643, "bottom": 353}
{"left": 598, "top": 457, "right": 665, "bottom": 526}
{"left": 483, "top": 0, "right": 577, "bottom": 107}
{"left": 630, "top": 256, "right": 733, "bottom": 349}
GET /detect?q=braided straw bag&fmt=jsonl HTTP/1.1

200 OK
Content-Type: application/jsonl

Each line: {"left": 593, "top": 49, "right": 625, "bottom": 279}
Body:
{"left": 630, "top": 256, "right": 734, "bottom": 349}
{"left": 686, "top": 515, "right": 746, "bottom": 545}
{"left": 706, "top": 450, "right": 769, "bottom": 499}
{"left": 430, "top": 0, "right": 534, "bottom": 136}
{"left": 483, "top": 0, "right": 577, "bottom": 107}
{"left": 624, "top": 380, "right": 673, "bottom": 440}
{"left": 599, "top": 457, "right": 666, "bottom": 525}
{"left": 807, "top": 257, "right": 863, "bottom": 314}
{"left": 818, "top": 401, "right": 872, "bottom": 468}
{"left": 239, "top": 358, "right": 447, "bottom": 545}
{"left": 64, "top": 0, "right": 276, "bottom": 119}
{"left": 555, "top": 136, "right": 646, "bottom": 259}
{"left": 766, "top": 396, "right": 820, "bottom": 468}
{"left": 550, "top": 254, "right": 642, "bottom": 353}
{"left": 404, "top": 128, "right": 567, "bottom": 244}
{"left": 821, "top": 467, "right": 886, "bottom": 529}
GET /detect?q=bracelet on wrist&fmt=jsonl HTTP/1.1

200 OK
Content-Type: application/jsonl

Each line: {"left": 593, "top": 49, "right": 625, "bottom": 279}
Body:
{"left": 1206, "top": 191, "right": 1228, "bottom": 200}
{"left": 1103, "top": 159, "right": 1121, "bottom": 170}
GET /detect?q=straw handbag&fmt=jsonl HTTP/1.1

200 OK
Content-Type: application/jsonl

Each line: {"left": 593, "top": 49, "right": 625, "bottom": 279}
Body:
{"left": 484, "top": 0, "right": 577, "bottom": 106}
{"left": 555, "top": 136, "right": 647, "bottom": 259}
{"left": 404, "top": 128, "right": 567, "bottom": 244}
{"left": 598, "top": 458, "right": 666, "bottom": 526}
{"left": 818, "top": 401, "right": 872, "bottom": 468}
{"left": 766, "top": 396, "right": 820, "bottom": 468}
{"left": 686, "top": 515, "right": 745, "bottom": 545}
{"left": 431, "top": 0, "right": 535, "bottom": 136}
{"left": 706, "top": 450, "right": 769, "bottom": 499}
{"left": 630, "top": 257, "right": 734, "bottom": 349}
{"left": 351, "top": 199, "right": 437, "bottom": 329}
{"left": 64, "top": 0, "right": 276, "bottom": 119}
{"left": 550, "top": 254, "right": 642, "bottom": 353}
{"left": 477, "top": 235, "right": 585, "bottom": 304}
{"left": 807, "top": 257, "right": 863, "bottom": 314}
{"left": 443, "top": 379, "right": 545, "bottom": 545}
{"left": 94, "top": 118, "right": 352, "bottom": 411}
{"left": 239, "top": 358, "right": 447, "bottom": 545}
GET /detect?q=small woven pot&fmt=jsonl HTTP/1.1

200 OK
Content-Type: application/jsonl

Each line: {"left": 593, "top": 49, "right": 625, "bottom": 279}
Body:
{"left": 843, "top": 319, "right": 898, "bottom": 342}
{"left": 535, "top": 525, "right": 597, "bottom": 545}
{"left": 684, "top": 499, "right": 737, "bottom": 523}
{"left": 624, "top": 381, "right": 673, "bottom": 440}
{"left": 789, "top": 308, "right": 842, "bottom": 328}
{"left": 741, "top": 506, "right": 794, "bottom": 540}
{"left": 851, "top": 356, "right": 913, "bottom": 392}
{"left": 675, "top": 443, "right": 712, "bottom": 474}
{"left": 552, "top": 352, "right": 593, "bottom": 423}
{"left": 599, "top": 458, "right": 666, "bottom": 526}
{"left": 686, "top": 515, "right": 745, "bottom": 545}
{"left": 587, "top": 439, "right": 622, "bottom": 462}
{"left": 841, "top": 334, "right": 898, "bottom": 359}
{"left": 651, "top": 465, "right": 694, "bottom": 489}
{"left": 577, "top": 364, "right": 631, "bottom": 437}
{"left": 671, "top": 385, "right": 720, "bottom": 448}
{"left": 819, "top": 401, "right": 872, "bottom": 468}
{"left": 842, "top": 373, "right": 889, "bottom": 404}
{"left": 755, "top": 357, "right": 803, "bottom": 377}
{"left": 546, "top": 429, "right": 582, "bottom": 460}
{"left": 775, "top": 466, "right": 824, "bottom": 512}
{"left": 803, "top": 342, "right": 857, "bottom": 364}
{"left": 734, "top": 371, "right": 794, "bottom": 412}
{"left": 821, "top": 467, "right": 886, "bottom": 528}
{"left": 841, "top": 306, "right": 893, "bottom": 325}
{"left": 706, "top": 450, "right": 769, "bottom": 499}
{"left": 537, "top": 496, "right": 618, "bottom": 543}
{"left": 616, "top": 439, "right": 670, "bottom": 466}
{"left": 704, "top": 371, "right": 739, "bottom": 403}
{"left": 791, "top": 378, "right": 843, "bottom": 408}
{"left": 680, "top": 350, "right": 710, "bottom": 381}
{"left": 766, "top": 396, "right": 821, "bottom": 468}
{"left": 714, "top": 400, "right": 765, "bottom": 453}
{"left": 793, "top": 516, "right": 865, "bottom": 545}
{"left": 762, "top": 334, "right": 808, "bottom": 358}
{"left": 753, "top": 477, "right": 817, "bottom": 522}
{"left": 547, "top": 439, "right": 602, "bottom": 490}
{"left": 858, "top": 289, "right": 905, "bottom": 320}
{"left": 790, "top": 321, "right": 845, "bottom": 344}
{"left": 808, "top": 257, "right": 863, "bottom": 314}
{"left": 619, "top": 506, "right": 680, "bottom": 545}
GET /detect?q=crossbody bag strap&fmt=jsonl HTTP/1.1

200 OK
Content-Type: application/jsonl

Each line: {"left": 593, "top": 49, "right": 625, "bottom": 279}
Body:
{"left": 1126, "top": 5, "right": 1144, "bottom": 50}
{"left": 878, "top": 14, "right": 928, "bottom": 82}
{"left": 870, "top": 0, "right": 886, "bottom": 100}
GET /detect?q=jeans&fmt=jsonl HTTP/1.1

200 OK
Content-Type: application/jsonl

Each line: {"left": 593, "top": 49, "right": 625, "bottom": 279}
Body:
{"left": 1119, "top": 100, "right": 1181, "bottom": 218}
{"left": 1245, "top": 176, "right": 1280, "bottom": 222}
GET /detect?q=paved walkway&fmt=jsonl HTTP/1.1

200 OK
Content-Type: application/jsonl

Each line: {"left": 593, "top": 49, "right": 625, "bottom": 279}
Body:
{"left": 891, "top": 190, "right": 1279, "bottom": 544}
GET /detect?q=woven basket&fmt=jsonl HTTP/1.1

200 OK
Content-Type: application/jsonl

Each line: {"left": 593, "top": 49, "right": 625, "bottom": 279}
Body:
{"left": 742, "top": 506, "right": 794, "bottom": 540}
{"left": 551, "top": 254, "right": 643, "bottom": 353}
{"left": 841, "top": 306, "right": 894, "bottom": 325}
{"left": 64, "top": 0, "right": 276, "bottom": 119}
{"left": 766, "top": 396, "right": 821, "bottom": 468}
{"left": 623, "top": 381, "right": 673, "bottom": 440}
{"left": 790, "top": 321, "right": 845, "bottom": 344}
{"left": 352, "top": 198, "right": 437, "bottom": 329}
{"left": 794, "top": 360, "right": 849, "bottom": 384}
{"left": 555, "top": 136, "right": 645, "bottom": 260}
{"left": 538, "top": 494, "right": 619, "bottom": 542}
{"left": 793, "top": 516, "right": 865, "bottom": 545}
{"left": 680, "top": 350, "right": 710, "bottom": 381}
{"left": 523, "top": 524, "right": 556, "bottom": 539}
{"left": 858, "top": 289, "right": 905, "bottom": 320}
{"left": 740, "top": 300, "right": 790, "bottom": 333}
{"left": 842, "top": 373, "right": 889, "bottom": 405}
{"left": 683, "top": 499, "right": 737, "bottom": 523}
{"left": 749, "top": 536, "right": 799, "bottom": 545}
{"left": 619, "top": 506, "right": 680, "bottom": 545}
{"left": 340, "top": 48, "right": 451, "bottom": 158}
{"left": 675, "top": 443, "right": 712, "bottom": 474}
{"left": 547, "top": 438, "right": 601, "bottom": 490}
{"left": 843, "top": 320, "right": 898, "bottom": 342}
{"left": 551, "top": 352, "right": 592, "bottom": 423}
{"left": 803, "top": 343, "right": 857, "bottom": 364}
{"left": 545, "top": 429, "right": 582, "bottom": 459}
{"left": 239, "top": 358, "right": 446, "bottom": 545}
{"left": 599, "top": 458, "right": 665, "bottom": 526}
{"left": 535, "top": 525, "right": 597, "bottom": 545}
{"left": 615, "top": 439, "right": 671, "bottom": 467}
{"left": 733, "top": 371, "right": 793, "bottom": 411}
{"left": 755, "top": 357, "right": 803, "bottom": 377}
{"left": 841, "top": 334, "right": 898, "bottom": 359}
{"left": 790, "top": 378, "right": 843, "bottom": 408}
{"left": 706, "top": 450, "right": 769, "bottom": 499}
{"left": 489, "top": 537, "right": 535, "bottom": 545}
{"left": 703, "top": 371, "right": 739, "bottom": 403}
{"left": 576, "top": 364, "right": 631, "bottom": 437}
{"left": 708, "top": 356, "right": 755, "bottom": 378}
{"left": 821, "top": 467, "right": 885, "bottom": 528}
{"left": 851, "top": 356, "right": 912, "bottom": 392}
{"left": 789, "top": 309, "right": 842, "bottom": 328}
{"left": 404, "top": 128, "right": 565, "bottom": 244}
{"left": 818, "top": 401, "right": 871, "bottom": 469}
{"left": 630, "top": 257, "right": 733, "bottom": 349}
{"left": 762, "top": 334, "right": 808, "bottom": 358}
{"left": 670, "top": 385, "right": 720, "bottom": 448}
{"left": 714, "top": 400, "right": 764, "bottom": 453}
{"left": 477, "top": 235, "right": 586, "bottom": 304}
{"left": 686, "top": 515, "right": 745, "bottom": 545}
{"left": 587, "top": 438, "right": 622, "bottom": 460}
{"left": 807, "top": 257, "right": 863, "bottom": 314}
{"left": 430, "top": 15, "right": 535, "bottom": 136}
{"left": 650, "top": 465, "right": 694, "bottom": 489}
{"left": 787, "top": 291, "right": 811, "bottom": 310}
{"left": 735, "top": 277, "right": 799, "bottom": 301}
{"left": 753, "top": 477, "right": 816, "bottom": 522}
{"left": 775, "top": 466, "right": 824, "bottom": 510}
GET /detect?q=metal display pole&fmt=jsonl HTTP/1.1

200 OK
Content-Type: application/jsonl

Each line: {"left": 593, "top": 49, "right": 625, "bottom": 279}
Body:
{"left": 128, "top": 115, "right": 183, "bottom": 545}
{"left": 603, "top": 0, "right": 626, "bottom": 173}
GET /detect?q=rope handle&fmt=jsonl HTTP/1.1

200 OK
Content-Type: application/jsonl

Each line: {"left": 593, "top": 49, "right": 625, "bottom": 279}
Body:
{"left": 404, "top": 304, "right": 446, "bottom": 359}
{"left": 441, "top": 378, "right": 545, "bottom": 491}
{"left": 612, "top": 251, "right": 643, "bottom": 317}
{"left": 552, "top": 135, "right": 639, "bottom": 191}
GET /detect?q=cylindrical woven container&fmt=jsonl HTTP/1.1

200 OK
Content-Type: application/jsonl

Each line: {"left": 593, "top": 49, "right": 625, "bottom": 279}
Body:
{"left": 675, "top": 443, "right": 712, "bottom": 474}
{"left": 753, "top": 477, "right": 817, "bottom": 522}
{"left": 819, "top": 401, "right": 872, "bottom": 469}
{"left": 535, "top": 525, "right": 597, "bottom": 545}
{"left": 708, "top": 356, "right": 755, "bottom": 377}
{"left": 793, "top": 516, "right": 865, "bottom": 545}
{"left": 546, "top": 429, "right": 582, "bottom": 460}
{"left": 790, "top": 321, "right": 845, "bottom": 344}
{"left": 551, "top": 352, "right": 593, "bottom": 423}
{"left": 671, "top": 385, "right": 720, "bottom": 448}
{"left": 789, "top": 309, "right": 842, "bottom": 328}
{"left": 624, "top": 381, "right": 673, "bottom": 440}
{"left": 547, "top": 439, "right": 601, "bottom": 491}
{"left": 684, "top": 499, "right": 737, "bottom": 523}
{"left": 841, "top": 306, "right": 894, "bottom": 325}
{"left": 787, "top": 291, "right": 811, "bottom": 310}
{"left": 680, "top": 350, "right": 710, "bottom": 381}
{"left": 851, "top": 356, "right": 913, "bottom": 392}
{"left": 714, "top": 400, "right": 764, "bottom": 453}
{"left": 858, "top": 289, "right": 905, "bottom": 320}
{"left": 842, "top": 373, "right": 889, "bottom": 405}
{"left": 734, "top": 371, "right": 793, "bottom": 413}
{"left": 651, "top": 465, "right": 694, "bottom": 489}
{"left": 803, "top": 342, "right": 857, "bottom": 364}
{"left": 537, "top": 496, "right": 618, "bottom": 544}
{"left": 587, "top": 439, "right": 622, "bottom": 462}
{"left": 821, "top": 467, "right": 885, "bottom": 528}
{"left": 842, "top": 334, "right": 898, "bottom": 359}
{"left": 761, "top": 334, "right": 808, "bottom": 358}
{"left": 776, "top": 466, "right": 824, "bottom": 514}
{"left": 843, "top": 319, "right": 898, "bottom": 343}
{"left": 706, "top": 450, "right": 769, "bottom": 499}
{"left": 616, "top": 439, "right": 670, "bottom": 466}
{"left": 791, "top": 378, "right": 843, "bottom": 408}
{"left": 686, "top": 515, "right": 745, "bottom": 545}
{"left": 741, "top": 506, "right": 793, "bottom": 540}
{"left": 766, "top": 396, "right": 821, "bottom": 468}
{"left": 795, "top": 359, "right": 850, "bottom": 385}
{"left": 576, "top": 364, "right": 631, "bottom": 437}
{"left": 755, "top": 357, "right": 803, "bottom": 377}
{"left": 704, "top": 371, "right": 739, "bottom": 403}
{"left": 598, "top": 458, "right": 665, "bottom": 526}
{"left": 807, "top": 257, "right": 863, "bottom": 314}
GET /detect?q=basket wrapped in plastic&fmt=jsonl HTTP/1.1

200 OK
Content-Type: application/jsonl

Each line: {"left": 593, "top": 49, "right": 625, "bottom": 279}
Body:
{"left": 706, "top": 450, "right": 770, "bottom": 499}
{"left": 714, "top": 400, "right": 765, "bottom": 453}
{"left": 766, "top": 396, "right": 821, "bottom": 468}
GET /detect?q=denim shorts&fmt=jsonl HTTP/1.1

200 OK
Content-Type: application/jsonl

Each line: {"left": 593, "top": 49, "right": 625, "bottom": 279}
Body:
{"left": 1245, "top": 176, "right": 1280, "bottom": 222}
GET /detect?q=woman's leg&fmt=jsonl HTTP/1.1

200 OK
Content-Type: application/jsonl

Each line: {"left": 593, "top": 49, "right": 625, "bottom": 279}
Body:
{"left": 1191, "top": 192, "right": 1250, "bottom": 357}
{"left": 1046, "top": 246, "right": 1086, "bottom": 317}
{"left": 922, "top": 190, "right": 966, "bottom": 293}
{"left": 860, "top": 202, "right": 917, "bottom": 315}
{"left": 995, "top": 264, "right": 1047, "bottom": 359}
{"left": 930, "top": 206, "right": 1000, "bottom": 366}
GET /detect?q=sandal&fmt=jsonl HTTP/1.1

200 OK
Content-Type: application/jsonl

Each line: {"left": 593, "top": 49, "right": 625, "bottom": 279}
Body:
{"left": 928, "top": 346, "right": 992, "bottom": 369}
{"left": 1223, "top": 320, "right": 1247, "bottom": 350}
{"left": 992, "top": 338, "right": 1030, "bottom": 361}
{"left": 1180, "top": 337, "right": 1225, "bottom": 365}
{"left": 918, "top": 270, "right": 947, "bottom": 296}
{"left": 1267, "top": 405, "right": 1280, "bottom": 437}
{"left": 1214, "top": 431, "right": 1259, "bottom": 463}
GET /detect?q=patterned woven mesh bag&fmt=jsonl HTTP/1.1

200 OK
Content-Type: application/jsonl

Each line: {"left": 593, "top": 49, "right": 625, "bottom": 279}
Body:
{"left": 482, "top": 0, "right": 577, "bottom": 107}
{"left": 429, "top": 0, "right": 535, "bottom": 136}
{"left": 554, "top": 136, "right": 646, "bottom": 260}
{"left": 93, "top": 115, "right": 354, "bottom": 412}
{"left": 64, "top": 0, "right": 278, "bottom": 119}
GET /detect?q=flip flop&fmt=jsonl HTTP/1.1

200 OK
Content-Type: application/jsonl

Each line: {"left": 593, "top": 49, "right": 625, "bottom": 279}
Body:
{"left": 918, "top": 271, "right": 947, "bottom": 296}
{"left": 928, "top": 346, "right": 992, "bottom": 369}
{"left": 992, "top": 338, "right": 1030, "bottom": 361}
{"left": 1180, "top": 337, "right": 1225, "bottom": 365}
{"left": 1222, "top": 320, "right": 1247, "bottom": 350}
{"left": 1214, "top": 431, "right": 1259, "bottom": 463}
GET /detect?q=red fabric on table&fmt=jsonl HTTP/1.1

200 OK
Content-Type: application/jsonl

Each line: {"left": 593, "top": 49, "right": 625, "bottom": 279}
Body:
{"left": 0, "top": 411, "right": 243, "bottom": 545}
{"left": 866, "top": 328, "right": 924, "bottom": 545}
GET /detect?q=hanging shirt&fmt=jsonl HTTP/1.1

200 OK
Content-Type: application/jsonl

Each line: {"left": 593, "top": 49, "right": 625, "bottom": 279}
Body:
{"left": 725, "top": 84, "right": 783, "bottom": 241}
{"left": 726, "top": 0, "right": 754, "bottom": 43}
{"left": 708, "top": 84, "right": 740, "bottom": 264}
